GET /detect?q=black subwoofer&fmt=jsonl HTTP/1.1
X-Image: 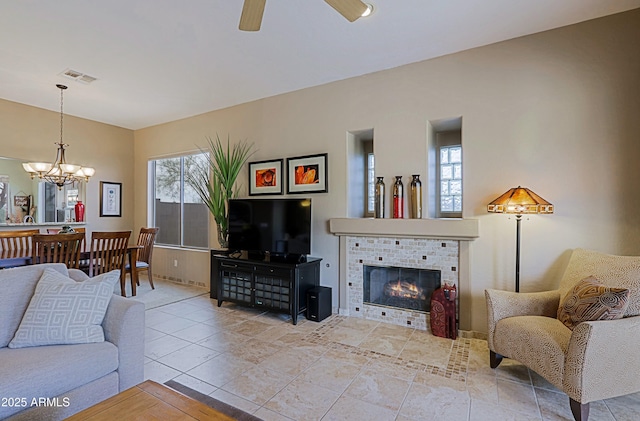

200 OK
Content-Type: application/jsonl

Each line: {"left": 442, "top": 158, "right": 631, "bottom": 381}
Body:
{"left": 306, "top": 286, "right": 332, "bottom": 322}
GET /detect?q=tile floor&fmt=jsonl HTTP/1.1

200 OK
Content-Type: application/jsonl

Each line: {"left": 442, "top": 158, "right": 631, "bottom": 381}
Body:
{"left": 143, "top": 291, "right": 640, "bottom": 421}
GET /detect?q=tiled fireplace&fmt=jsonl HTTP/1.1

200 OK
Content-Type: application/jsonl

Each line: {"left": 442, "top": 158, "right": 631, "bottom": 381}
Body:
{"left": 347, "top": 237, "right": 458, "bottom": 330}
{"left": 329, "top": 218, "right": 479, "bottom": 332}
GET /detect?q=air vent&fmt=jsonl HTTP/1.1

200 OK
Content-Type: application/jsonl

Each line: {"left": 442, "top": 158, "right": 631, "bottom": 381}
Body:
{"left": 59, "top": 68, "right": 98, "bottom": 84}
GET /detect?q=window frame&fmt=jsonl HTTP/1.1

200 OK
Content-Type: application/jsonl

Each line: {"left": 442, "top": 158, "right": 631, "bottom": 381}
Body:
{"left": 150, "top": 152, "right": 210, "bottom": 249}
{"left": 436, "top": 143, "right": 462, "bottom": 219}
{"left": 363, "top": 140, "right": 375, "bottom": 218}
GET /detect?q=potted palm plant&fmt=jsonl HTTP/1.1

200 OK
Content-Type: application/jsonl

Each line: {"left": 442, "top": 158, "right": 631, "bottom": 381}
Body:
{"left": 186, "top": 134, "right": 254, "bottom": 249}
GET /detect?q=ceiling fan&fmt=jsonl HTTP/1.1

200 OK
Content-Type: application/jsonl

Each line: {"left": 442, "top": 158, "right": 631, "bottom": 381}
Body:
{"left": 239, "top": 0, "right": 370, "bottom": 31}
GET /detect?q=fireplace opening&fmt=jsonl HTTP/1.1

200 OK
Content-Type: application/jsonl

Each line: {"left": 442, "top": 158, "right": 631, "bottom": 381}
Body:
{"left": 363, "top": 265, "right": 441, "bottom": 312}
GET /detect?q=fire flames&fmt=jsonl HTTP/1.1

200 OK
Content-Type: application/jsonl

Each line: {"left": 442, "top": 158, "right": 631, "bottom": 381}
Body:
{"left": 384, "top": 280, "right": 426, "bottom": 300}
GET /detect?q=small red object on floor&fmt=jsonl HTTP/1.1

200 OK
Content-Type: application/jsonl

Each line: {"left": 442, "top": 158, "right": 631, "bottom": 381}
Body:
{"left": 430, "top": 284, "right": 457, "bottom": 339}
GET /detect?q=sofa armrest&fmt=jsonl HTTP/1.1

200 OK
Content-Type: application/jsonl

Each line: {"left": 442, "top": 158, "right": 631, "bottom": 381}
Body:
{"left": 68, "top": 268, "right": 90, "bottom": 282}
{"left": 564, "top": 316, "right": 640, "bottom": 403}
{"left": 485, "top": 289, "right": 560, "bottom": 350}
{"left": 102, "top": 295, "right": 145, "bottom": 391}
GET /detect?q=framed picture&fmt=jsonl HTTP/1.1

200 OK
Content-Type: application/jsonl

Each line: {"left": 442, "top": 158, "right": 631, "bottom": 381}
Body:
{"left": 249, "top": 159, "right": 284, "bottom": 195}
{"left": 100, "top": 181, "right": 122, "bottom": 217}
{"left": 286, "top": 153, "right": 328, "bottom": 194}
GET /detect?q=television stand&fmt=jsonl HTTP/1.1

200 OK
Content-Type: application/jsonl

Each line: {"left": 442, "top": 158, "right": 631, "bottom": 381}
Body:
{"left": 268, "top": 253, "right": 307, "bottom": 264}
{"left": 210, "top": 254, "right": 321, "bottom": 325}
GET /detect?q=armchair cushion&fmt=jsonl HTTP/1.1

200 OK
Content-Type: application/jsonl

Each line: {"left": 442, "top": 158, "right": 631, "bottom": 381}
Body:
{"left": 558, "top": 276, "right": 629, "bottom": 330}
{"left": 559, "top": 248, "right": 640, "bottom": 317}
{"left": 494, "top": 315, "right": 571, "bottom": 390}
{"left": 8, "top": 268, "right": 119, "bottom": 349}
{"left": 484, "top": 288, "right": 560, "bottom": 350}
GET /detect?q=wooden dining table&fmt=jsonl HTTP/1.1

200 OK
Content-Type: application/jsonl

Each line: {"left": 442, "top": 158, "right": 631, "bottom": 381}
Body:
{"left": 0, "top": 248, "right": 32, "bottom": 269}
{"left": 0, "top": 245, "right": 143, "bottom": 297}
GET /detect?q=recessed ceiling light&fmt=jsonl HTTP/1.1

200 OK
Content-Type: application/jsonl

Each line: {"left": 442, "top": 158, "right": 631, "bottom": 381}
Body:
{"left": 361, "top": 3, "right": 374, "bottom": 17}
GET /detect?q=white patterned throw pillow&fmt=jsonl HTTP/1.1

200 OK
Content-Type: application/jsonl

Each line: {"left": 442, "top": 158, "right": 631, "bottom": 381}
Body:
{"left": 8, "top": 268, "right": 119, "bottom": 349}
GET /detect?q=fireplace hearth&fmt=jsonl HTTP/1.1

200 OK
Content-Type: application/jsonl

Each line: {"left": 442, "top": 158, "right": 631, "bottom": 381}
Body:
{"left": 364, "top": 265, "right": 441, "bottom": 313}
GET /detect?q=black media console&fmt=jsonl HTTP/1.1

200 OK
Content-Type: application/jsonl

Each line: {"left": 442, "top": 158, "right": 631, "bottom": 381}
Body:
{"left": 210, "top": 253, "right": 321, "bottom": 325}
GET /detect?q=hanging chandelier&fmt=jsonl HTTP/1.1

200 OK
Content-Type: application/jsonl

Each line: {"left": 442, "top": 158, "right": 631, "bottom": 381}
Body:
{"left": 23, "top": 84, "right": 95, "bottom": 189}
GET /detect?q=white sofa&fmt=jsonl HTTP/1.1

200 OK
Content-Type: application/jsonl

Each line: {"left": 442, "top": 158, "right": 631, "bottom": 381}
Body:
{"left": 0, "top": 263, "right": 145, "bottom": 420}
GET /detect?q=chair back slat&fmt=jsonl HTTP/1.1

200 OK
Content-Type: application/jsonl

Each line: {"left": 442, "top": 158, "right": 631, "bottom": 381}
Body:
{"left": 136, "top": 227, "right": 159, "bottom": 263}
{"left": 0, "top": 230, "right": 40, "bottom": 251}
{"left": 89, "top": 231, "right": 131, "bottom": 277}
{"left": 32, "top": 233, "right": 85, "bottom": 269}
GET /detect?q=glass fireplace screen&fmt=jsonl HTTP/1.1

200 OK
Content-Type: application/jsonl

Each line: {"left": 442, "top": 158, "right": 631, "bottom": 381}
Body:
{"left": 363, "top": 265, "right": 441, "bottom": 313}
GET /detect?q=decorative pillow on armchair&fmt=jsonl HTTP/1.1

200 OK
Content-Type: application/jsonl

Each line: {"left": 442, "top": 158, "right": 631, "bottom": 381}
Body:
{"left": 8, "top": 268, "right": 119, "bottom": 348}
{"left": 558, "top": 276, "right": 630, "bottom": 330}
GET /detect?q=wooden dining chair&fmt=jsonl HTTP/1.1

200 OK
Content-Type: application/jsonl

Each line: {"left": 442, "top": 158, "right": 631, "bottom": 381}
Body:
{"left": 0, "top": 229, "right": 40, "bottom": 268}
{"left": 88, "top": 231, "right": 131, "bottom": 295}
{"left": 125, "top": 227, "right": 159, "bottom": 291}
{"left": 48, "top": 227, "right": 88, "bottom": 270}
{"left": 32, "top": 232, "right": 85, "bottom": 269}
{"left": 0, "top": 229, "right": 40, "bottom": 251}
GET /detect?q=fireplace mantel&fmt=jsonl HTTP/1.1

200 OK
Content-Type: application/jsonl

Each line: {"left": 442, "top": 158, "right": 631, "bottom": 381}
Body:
{"left": 329, "top": 218, "right": 479, "bottom": 240}
{"left": 329, "top": 217, "right": 478, "bottom": 331}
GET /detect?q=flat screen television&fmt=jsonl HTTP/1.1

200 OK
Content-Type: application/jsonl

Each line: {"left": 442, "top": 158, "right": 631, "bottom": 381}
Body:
{"left": 228, "top": 198, "right": 312, "bottom": 261}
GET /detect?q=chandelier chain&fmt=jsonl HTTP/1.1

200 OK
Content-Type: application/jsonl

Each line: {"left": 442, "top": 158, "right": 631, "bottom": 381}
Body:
{"left": 60, "top": 85, "right": 64, "bottom": 145}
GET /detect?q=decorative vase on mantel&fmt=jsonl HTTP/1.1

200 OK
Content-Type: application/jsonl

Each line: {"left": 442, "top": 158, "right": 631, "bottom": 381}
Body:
{"left": 374, "top": 177, "right": 385, "bottom": 218}
{"left": 392, "top": 176, "right": 404, "bottom": 219}
{"left": 409, "top": 174, "right": 422, "bottom": 219}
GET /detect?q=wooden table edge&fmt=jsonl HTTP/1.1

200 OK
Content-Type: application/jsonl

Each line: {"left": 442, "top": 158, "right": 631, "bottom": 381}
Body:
{"left": 138, "top": 380, "right": 235, "bottom": 420}
{"left": 66, "top": 380, "right": 236, "bottom": 421}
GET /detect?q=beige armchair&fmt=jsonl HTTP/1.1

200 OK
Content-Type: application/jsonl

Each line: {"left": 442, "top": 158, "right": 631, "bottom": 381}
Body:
{"left": 485, "top": 248, "right": 640, "bottom": 421}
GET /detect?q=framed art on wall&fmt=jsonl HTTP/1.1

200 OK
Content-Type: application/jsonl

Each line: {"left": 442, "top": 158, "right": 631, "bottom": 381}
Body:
{"left": 100, "top": 181, "right": 122, "bottom": 217}
{"left": 286, "top": 153, "right": 328, "bottom": 194}
{"left": 248, "top": 159, "right": 284, "bottom": 195}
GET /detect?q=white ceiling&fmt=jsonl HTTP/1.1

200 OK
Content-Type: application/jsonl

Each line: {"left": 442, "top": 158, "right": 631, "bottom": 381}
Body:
{"left": 1, "top": 0, "right": 639, "bottom": 130}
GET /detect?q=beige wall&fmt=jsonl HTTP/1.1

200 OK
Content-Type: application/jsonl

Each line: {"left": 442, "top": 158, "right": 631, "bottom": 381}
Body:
{"left": 0, "top": 98, "right": 135, "bottom": 235}
{"left": 135, "top": 10, "right": 640, "bottom": 333}
{"left": 3, "top": 10, "right": 633, "bottom": 333}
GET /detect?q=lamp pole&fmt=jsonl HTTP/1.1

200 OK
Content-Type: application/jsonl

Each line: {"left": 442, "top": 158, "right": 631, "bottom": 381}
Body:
{"left": 515, "top": 214, "right": 522, "bottom": 292}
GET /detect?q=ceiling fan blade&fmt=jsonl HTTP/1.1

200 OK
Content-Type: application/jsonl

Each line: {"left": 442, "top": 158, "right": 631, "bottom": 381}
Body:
{"left": 324, "top": 0, "right": 368, "bottom": 22}
{"left": 239, "top": 0, "right": 266, "bottom": 31}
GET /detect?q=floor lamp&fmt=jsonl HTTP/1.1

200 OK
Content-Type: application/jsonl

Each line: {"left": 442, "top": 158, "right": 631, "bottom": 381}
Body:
{"left": 487, "top": 186, "right": 553, "bottom": 292}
